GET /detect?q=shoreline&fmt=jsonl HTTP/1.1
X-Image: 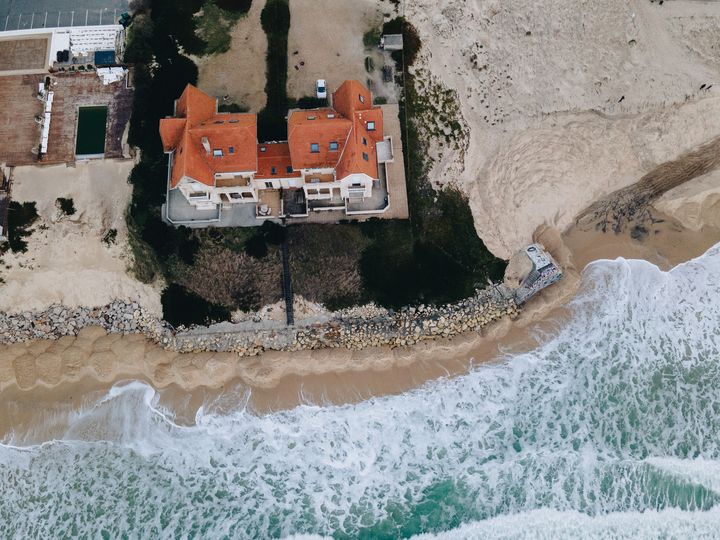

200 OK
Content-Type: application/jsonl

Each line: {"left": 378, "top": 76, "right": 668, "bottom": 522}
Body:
{"left": 1, "top": 208, "right": 718, "bottom": 425}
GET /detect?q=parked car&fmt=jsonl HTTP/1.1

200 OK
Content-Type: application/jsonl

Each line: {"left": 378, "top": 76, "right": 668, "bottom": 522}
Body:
{"left": 316, "top": 79, "right": 327, "bottom": 99}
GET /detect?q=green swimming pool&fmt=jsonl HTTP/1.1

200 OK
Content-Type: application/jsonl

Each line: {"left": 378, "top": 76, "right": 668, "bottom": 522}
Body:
{"left": 75, "top": 106, "right": 107, "bottom": 156}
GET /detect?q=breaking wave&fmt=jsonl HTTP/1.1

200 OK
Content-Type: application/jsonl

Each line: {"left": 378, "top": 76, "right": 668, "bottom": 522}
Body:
{"left": 1, "top": 244, "right": 720, "bottom": 538}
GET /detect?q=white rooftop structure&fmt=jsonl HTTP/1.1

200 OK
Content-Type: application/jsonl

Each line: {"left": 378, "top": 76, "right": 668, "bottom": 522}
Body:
{"left": 97, "top": 66, "right": 126, "bottom": 85}
{"left": 0, "top": 24, "right": 123, "bottom": 70}
{"left": 69, "top": 25, "right": 121, "bottom": 55}
{"left": 380, "top": 34, "right": 403, "bottom": 51}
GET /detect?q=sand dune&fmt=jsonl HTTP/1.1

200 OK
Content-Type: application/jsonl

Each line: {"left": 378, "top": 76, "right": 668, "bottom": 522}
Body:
{"left": 406, "top": 0, "right": 720, "bottom": 258}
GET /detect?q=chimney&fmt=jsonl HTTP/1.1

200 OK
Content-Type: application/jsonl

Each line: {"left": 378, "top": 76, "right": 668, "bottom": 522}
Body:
{"left": 201, "top": 136, "right": 211, "bottom": 154}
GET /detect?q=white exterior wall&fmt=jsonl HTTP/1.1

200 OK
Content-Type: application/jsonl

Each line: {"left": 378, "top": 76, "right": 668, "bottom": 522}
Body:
{"left": 339, "top": 173, "right": 373, "bottom": 199}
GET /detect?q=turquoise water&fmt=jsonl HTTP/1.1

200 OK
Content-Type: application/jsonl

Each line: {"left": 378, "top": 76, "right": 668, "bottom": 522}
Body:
{"left": 2, "top": 244, "right": 720, "bottom": 538}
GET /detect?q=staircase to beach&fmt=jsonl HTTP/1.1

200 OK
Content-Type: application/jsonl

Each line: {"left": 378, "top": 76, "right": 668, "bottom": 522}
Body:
{"left": 281, "top": 239, "right": 294, "bottom": 326}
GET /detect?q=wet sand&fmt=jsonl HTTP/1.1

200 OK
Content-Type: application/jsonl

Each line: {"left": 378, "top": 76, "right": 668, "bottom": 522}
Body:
{"left": 1, "top": 212, "right": 718, "bottom": 435}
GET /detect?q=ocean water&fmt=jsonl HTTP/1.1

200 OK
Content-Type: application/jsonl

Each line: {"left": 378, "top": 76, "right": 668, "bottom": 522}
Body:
{"left": 2, "top": 244, "right": 720, "bottom": 539}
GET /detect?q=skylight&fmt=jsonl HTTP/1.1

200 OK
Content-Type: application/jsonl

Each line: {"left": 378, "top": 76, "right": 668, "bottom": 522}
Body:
{"left": 329, "top": 141, "right": 339, "bottom": 151}
{"left": 367, "top": 121, "right": 376, "bottom": 131}
{"left": 213, "top": 149, "right": 223, "bottom": 157}
{"left": 310, "top": 143, "right": 320, "bottom": 153}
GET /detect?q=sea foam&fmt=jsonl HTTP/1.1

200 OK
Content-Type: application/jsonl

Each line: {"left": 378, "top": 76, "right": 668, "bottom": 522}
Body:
{"left": 1, "top": 244, "right": 720, "bottom": 538}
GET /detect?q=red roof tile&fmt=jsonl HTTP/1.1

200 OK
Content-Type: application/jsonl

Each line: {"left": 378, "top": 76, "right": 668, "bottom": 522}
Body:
{"left": 256, "top": 142, "right": 302, "bottom": 179}
{"left": 287, "top": 108, "right": 352, "bottom": 170}
{"left": 160, "top": 85, "right": 257, "bottom": 188}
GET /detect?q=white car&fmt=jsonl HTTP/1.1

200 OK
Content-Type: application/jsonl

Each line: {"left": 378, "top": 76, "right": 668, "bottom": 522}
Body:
{"left": 316, "top": 79, "right": 327, "bottom": 99}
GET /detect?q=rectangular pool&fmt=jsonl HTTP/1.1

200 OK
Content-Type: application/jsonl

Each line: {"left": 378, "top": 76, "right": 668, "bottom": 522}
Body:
{"left": 75, "top": 105, "right": 107, "bottom": 157}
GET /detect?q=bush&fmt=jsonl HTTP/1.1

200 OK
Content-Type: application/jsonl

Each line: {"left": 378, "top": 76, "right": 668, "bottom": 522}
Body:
{"left": 383, "top": 17, "right": 422, "bottom": 69}
{"left": 258, "top": 0, "right": 290, "bottom": 140}
{"left": 218, "top": 102, "right": 249, "bottom": 113}
{"left": 161, "top": 283, "right": 231, "bottom": 327}
{"left": 363, "top": 27, "right": 381, "bottom": 48}
{"left": 214, "top": 0, "right": 252, "bottom": 13}
{"left": 56, "top": 197, "right": 76, "bottom": 216}
{"left": 244, "top": 234, "right": 268, "bottom": 258}
{"left": 4, "top": 201, "right": 39, "bottom": 253}
{"left": 293, "top": 96, "right": 327, "bottom": 109}
{"left": 102, "top": 228, "right": 118, "bottom": 245}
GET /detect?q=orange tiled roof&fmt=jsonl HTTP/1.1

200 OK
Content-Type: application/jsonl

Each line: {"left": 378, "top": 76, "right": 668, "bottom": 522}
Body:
{"left": 332, "top": 79, "right": 372, "bottom": 118}
{"left": 256, "top": 142, "right": 302, "bottom": 179}
{"left": 160, "top": 84, "right": 258, "bottom": 187}
{"left": 161, "top": 81, "right": 384, "bottom": 188}
{"left": 287, "top": 108, "right": 352, "bottom": 170}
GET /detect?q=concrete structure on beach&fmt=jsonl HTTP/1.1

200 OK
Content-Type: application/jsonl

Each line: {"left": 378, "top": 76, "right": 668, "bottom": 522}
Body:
{"left": 504, "top": 243, "right": 563, "bottom": 304}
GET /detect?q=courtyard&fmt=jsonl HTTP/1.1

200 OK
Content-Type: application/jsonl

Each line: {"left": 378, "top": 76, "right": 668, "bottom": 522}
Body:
{"left": 0, "top": 71, "right": 132, "bottom": 166}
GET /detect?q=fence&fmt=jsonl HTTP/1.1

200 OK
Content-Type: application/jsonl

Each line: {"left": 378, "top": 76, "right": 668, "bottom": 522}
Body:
{"left": 2, "top": 9, "right": 122, "bottom": 32}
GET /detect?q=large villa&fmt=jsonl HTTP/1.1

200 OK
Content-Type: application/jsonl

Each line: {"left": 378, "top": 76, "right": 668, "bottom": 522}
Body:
{"left": 160, "top": 80, "right": 404, "bottom": 226}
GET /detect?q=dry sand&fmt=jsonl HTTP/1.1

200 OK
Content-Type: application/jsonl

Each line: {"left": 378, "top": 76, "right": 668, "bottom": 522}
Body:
{"left": 192, "top": 0, "right": 268, "bottom": 113}
{"left": 286, "top": 0, "right": 387, "bottom": 99}
{"left": 0, "top": 160, "right": 161, "bottom": 315}
{"left": 405, "top": 0, "right": 720, "bottom": 259}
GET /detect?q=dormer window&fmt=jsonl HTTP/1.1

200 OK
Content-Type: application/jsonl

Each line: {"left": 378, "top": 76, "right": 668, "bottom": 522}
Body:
{"left": 329, "top": 141, "right": 339, "bottom": 151}
{"left": 367, "top": 121, "right": 376, "bottom": 131}
{"left": 362, "top": 152, "right": 369, "bottom": 161}
{"left": 310, "top": 143, "right": 320, "bottom": 153}
{"left": 229, "top": 146, "right": 235, "bottom": 154}
{"left": 213, "top": 149, "right": 223, "bottom": 157}
{"left": 359, "top": 94, "right": 365, "bottom": 103}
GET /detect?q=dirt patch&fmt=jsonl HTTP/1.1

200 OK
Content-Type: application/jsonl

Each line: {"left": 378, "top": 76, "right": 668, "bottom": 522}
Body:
{"left": 192, "top": 0, "right": 268, "bottom": 113}
{"left": 0, "top": 37, "right": 48, "bottom": 72}
{"left": 286, "top": 0, "right": 385, "bottom": 99}
{"left": 0, "top": 74, "right": 44, "bottom": 166}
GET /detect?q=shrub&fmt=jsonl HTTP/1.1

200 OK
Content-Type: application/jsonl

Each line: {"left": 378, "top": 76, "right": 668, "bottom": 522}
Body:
{"left": 102, "top": 228, "right": 118, "bottom": 245}
{"left": 5, "top": 201, "right": 39, "bottom": 253}
{"left": 363, "top": 27, "right": 381, "bottom": 48}
{"left": 214, "top": 0, "right": 252, "bottom": 13}
{"left": 218, "top": 102, "right": 249, "bottom": 113}
{"left": 258, "top": 0, "right": 290, "bottom": 140}
{"left": 161, "top": 283, "right": 231, "bottom": 327}
{"left": 244, "top": 234, "right": 268, "bottom": 258}
{"left": 293, "top": 96, "right": 327, "bottom": 109}
{"left": 56, "top": 197, "right": 76, "bottom": 216}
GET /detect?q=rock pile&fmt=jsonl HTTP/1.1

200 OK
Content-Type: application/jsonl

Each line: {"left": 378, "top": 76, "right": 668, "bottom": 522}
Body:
{"left": 0, "top": 286, "right": 519, "bottom": 356}
{"left": 0, "top": 301, "right": 168, "bottom": 344}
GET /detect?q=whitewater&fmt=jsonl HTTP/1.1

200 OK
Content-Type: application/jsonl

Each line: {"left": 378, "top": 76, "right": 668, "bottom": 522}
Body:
{"left": 2, "top": 244, "right": 720, "bottom": 539}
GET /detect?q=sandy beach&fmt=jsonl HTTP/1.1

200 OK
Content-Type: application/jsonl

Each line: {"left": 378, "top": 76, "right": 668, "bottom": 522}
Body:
{"left": 1, "top": 201, "right": 718, "bottom": 433}
{"left": 3, "top": 0, "right": 720, "bottom": 434}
